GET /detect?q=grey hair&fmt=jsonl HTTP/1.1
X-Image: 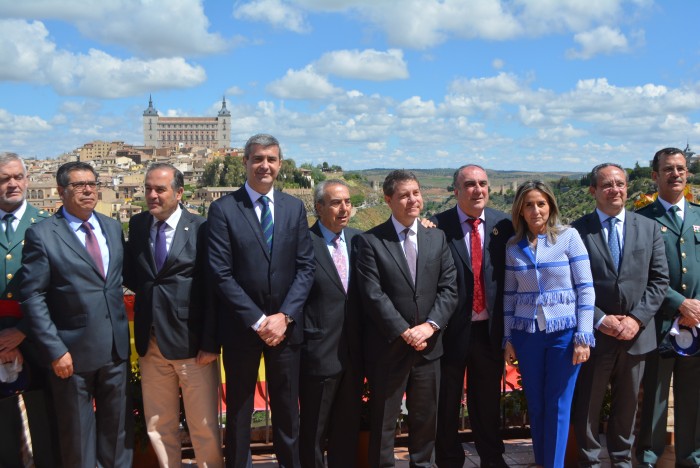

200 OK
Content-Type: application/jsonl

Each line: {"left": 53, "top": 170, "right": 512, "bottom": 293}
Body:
{"left": 0, "top": 152, "right": 27, "bottom": 174}
{"left": 244, "top": 134, "right": 283, "bottom": 160}
{"left": 313, "top": 179, "right": 349, "bottom": 217}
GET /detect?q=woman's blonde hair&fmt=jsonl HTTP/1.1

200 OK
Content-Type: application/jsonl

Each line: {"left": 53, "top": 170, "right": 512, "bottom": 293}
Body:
{"left": 510, "top": 180, "right": 563, "bottom": 244}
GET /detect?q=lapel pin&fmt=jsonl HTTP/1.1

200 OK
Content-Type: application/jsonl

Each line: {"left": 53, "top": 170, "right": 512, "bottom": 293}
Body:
{"left": 31, "top": 218, "right": 35, "bottom": 223}
{"left": 693, "top": 225, "right": 700, "bottom": 233}
{"left": 184, "top": 227, "right": 189, "bottom": 231}
{"left": 661, "top": 226, "right": 667, "bottom": 233}
{"left": 492, "top": 228, "right": 499, "bottom": 236}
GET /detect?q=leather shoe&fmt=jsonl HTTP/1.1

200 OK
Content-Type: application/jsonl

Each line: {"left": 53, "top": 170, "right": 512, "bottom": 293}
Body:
{"left": 481, "top": 458, "right": 509, "bottom": 468}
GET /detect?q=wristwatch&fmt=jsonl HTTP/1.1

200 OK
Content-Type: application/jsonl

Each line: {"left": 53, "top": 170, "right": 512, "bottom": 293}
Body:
{"left": 284, "top": 314, "right": 294, "bottom": 325}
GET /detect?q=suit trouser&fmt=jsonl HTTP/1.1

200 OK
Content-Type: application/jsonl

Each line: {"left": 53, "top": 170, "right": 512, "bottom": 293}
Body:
{"left": 140, "top": 335, "right": 223, "bottom": 468}
{"left": 223, "top": 342, "right": 301, "bottom": 468}
{"left": 368, "top": 350, "right": 439, "bottom": 468}
{"left": 299, "top": 365, "right": 363, "bottom": 468}
{"left": 48, "top": 359, "right": 132, "bottom": 468}
{"left": 636, "top": 349, "right": 700, "bottom": 466}
{"left": 512, "top": 328, "right": 580, "bottom": 468}
{"left": 573, "top": 342, "right": 645, "bottom": 467}
{"left": 436, "top": 320, "right": 505, "bottom": 468}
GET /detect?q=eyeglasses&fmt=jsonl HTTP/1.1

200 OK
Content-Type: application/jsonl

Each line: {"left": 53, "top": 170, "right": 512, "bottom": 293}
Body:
{"left": 66, "top": 181, "right": 101, "bottom": 191}
{"left": 599, "top": 182, "right": 626, "bottom": 191}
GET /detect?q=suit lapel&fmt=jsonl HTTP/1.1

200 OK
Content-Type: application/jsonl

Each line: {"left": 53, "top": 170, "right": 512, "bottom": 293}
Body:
{"left": 446, "top": 207, "right": 471, "bottom": 272}
{"left": 136, "top": 213, "right": 158, "bottom": 275}
{"left": 270, "top": 193, "right": 286, "bottom": 264}
{"left": 415, "top": 224, "right": 430, "bottom": 288}
{"left": 648, "top": 200, "right": 678, "bottom": 234}
{"left": 161, "top": 209, "right": 193, "bottom": 274}
{"left": 585, "top": 212, "right": 617, "bottom": 273}
{"left": 618, "top": 210, "right": 636, "bottom": 275}
{"left": 0, "top": 205, "right": 38, "bottom": 250}
{"left": 311, "top": 222, "right": 345, "bottom": 294}
{"left": 680, "top": 200, "right": 699, "bottom": 237}
{"left": 234, "top": 189, "right": 270, "bottom": 260}
{"left": 379, "top": 219, "right": 414, "bottom": 289}
{"left": 97, "top": 213, "right": 120, "bottom": 281}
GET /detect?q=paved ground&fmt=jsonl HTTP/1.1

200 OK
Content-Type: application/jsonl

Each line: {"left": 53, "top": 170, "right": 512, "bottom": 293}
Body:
{"left": 180, "top": 438, "right": 677, "bottom": 467}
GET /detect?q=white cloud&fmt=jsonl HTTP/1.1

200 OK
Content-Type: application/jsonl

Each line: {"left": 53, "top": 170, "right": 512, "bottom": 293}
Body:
{"left": 397, "top": 96, "right": 436, "bottom": 118}
{"left": 226, "top": 86, "right": 245, "bottom": 96}
{"left": 0, "top": 0, "right": 228, "bottom": 57}
{"left": 314, "top": 49, "right": 408, "bottom": 81}
{"left": 266, "top": 66, "right": 342, "bottom": 99}
{"left": 234, "top": 0, "right": 309, "bottom": 33}
{"left": 492, "top": 58, "right": 505, "bottom": 70}
{"left": 566, "top": 26, "right": 630, "bottom": 60}
{"left": 0, "top": 109, "right": 52, "bottom": 133}
{"left": 0, "top": 20, "right": 206, "bottom": 98}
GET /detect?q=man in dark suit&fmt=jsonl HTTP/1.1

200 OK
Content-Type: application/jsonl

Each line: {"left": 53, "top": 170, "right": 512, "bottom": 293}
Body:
{"left": 207, "top": 134, "right": 315, "bottom": 467}
{"left": 432, "top": 164, "right": 513, "bottom": 468}
{"left": 572, "top": 163, "right": 669, "bottom": 467}
{"left": 124, "top": 163, "right": 222, "bottom": 467}
{"left": 637, "top": 148, "right": 700, "bottom": 468}
{"left": 0, "top": 152, "right": 56, "bottom": 467}
{"left": 356, "top": 170, "right": 457, "bottom": 467}
{"left": 300, "top": 179, "right": 363, "bottom": 468}
{"left": 20, "top": 161, "right": 132, "bottom": 467}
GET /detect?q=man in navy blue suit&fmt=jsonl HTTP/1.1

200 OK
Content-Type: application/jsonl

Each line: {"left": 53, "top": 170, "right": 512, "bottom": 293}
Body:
{"left": 208, "top": 134, "right": 315, "bottom": 467}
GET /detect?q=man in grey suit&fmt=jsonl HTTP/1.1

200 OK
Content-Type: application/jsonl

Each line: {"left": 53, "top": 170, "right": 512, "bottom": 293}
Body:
{"left": 300, "top": 179, "right": 363, "bottom": 468}
{"left": 637, "top": 148, "right": 700, "bottom": 467}
{"left": 208, "top": 134, "right": 314, "bottom": 467}
{"left": 357, "top": 170, "right": 458, "bottom": 467}
{"left": 124, "top": 163, "right": 222, "bottom": 467}
{"left": 432, "top": 165, "right": 513, "bottom": 468}
{"left": 20, "top": 161, "right": 132, "bottom": 467}
{"left": 572, "top": 163, "right": 669, "bottom": 467}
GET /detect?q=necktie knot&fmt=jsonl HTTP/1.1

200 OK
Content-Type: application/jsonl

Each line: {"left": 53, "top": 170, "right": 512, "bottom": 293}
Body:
{"left": 156, "top": 220, "right": 166, "bottom": 232}
{"left": 467, "top": 217, "right": 481, "bottom": 229}
{"left": 332, "top": 234, "right": 341, "bottom": 248}
{"left": 608, "top": 217, "right": 617, "bottom": 228}
{"left": 3, "top": 214, "right": 15, "bottom": 223}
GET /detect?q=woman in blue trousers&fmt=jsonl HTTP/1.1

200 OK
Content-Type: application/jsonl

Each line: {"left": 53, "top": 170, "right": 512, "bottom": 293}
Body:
{"left": 503, "top": 180, "right": 595, "bottom": 468}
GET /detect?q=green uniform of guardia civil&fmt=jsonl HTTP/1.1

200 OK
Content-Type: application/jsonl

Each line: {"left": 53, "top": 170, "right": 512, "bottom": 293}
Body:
{"left": 637, "top": 199, "right": 700, "bottom": 467}
{"left": 0, "top": 203, "right": 52, "bottom": 468}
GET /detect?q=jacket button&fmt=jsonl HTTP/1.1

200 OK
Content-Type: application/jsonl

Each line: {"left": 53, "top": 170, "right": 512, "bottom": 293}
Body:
{"left": 683, "top": 267, "right": 688, "bottom": 273}
{"left": 5, "top": 254, "right": 11, "bottom": 260}
{"left": 682, "top": 284, "right": 687, "bottom": 290}
{"left": 6, "top": 292, "right": 12, "bottom": 299}
{"left": 6, "top": 273, "right": 12, "bottom": 280}
{"left": 680, "top": 238, "right": 685, "bottom": 244}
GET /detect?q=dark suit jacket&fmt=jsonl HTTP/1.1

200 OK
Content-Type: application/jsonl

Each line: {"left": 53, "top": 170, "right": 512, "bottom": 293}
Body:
{"left": 124, "top": 208, "right": 217, "bottom": 359}
{"left": 432, "top": 206, "right": 513, "bottom": 360}
{"left": 572, "top": 209, "right": 669, "bottom": 355}
{"left": 19, "top": 209, "right": 129, "bottom": 373}
{"left": 301, "top": 222, "right": 362, "bottom": 377}
{"left": 356, "top": 218, "right": 458, "bottom": 362}
{"left": 207, "top": 187, "right": 315, "bottom": 347}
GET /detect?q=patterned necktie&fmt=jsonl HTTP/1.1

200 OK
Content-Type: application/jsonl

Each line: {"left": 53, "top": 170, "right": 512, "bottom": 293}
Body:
{"left": 668, "top": 205, "right": 682, "bottom": 232}
{"left": 607, "top": 217, "right": 621, "bottom": 271}
{"left": 81, "top": 221, "right": 105, "bottom": 278}
{"left": 467, "top": 218, "right": 486, "bottom": 314}
{"left": 259, "top": 195, "right": 274, "bottom": 253}
{"left": 403, "top": 228, "right": 417, "bottom": 285}
{"left": 154, "top": 220, "right": 167, "bottom": 271}
{"left": 3, "top": 213, "right": 14, "bottom": 244}
{"left": 331, "top": 235, "right": 348, "bottom": 292}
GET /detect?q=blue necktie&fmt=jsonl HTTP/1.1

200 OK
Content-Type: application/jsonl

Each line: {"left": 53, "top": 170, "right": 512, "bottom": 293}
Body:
{"left": 607, "top": 217, "right": 621, "bottom": 270}
{"left": 259, "top": 195, "right": 273, "bottom": 253}
{"left": 154, "top": 221, "right": 167, "bottom": 271}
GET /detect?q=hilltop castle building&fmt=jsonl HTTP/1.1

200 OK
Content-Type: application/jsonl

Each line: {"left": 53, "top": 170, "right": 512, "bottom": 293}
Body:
{"left": 143, "top": 96, "right": 231, "bottom": 149}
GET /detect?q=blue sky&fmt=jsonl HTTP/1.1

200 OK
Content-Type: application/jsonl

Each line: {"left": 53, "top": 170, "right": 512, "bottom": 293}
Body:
{"left": 1, "top": 0, "right": 699, "bottom": 171}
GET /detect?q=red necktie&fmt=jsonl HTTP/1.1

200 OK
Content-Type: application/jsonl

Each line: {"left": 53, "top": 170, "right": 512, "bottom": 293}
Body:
{"left": 81, "top": 221, "right": 105, "bottom": 279}
{"left": 467, "top": 218, "right": 485, "bottom": 314}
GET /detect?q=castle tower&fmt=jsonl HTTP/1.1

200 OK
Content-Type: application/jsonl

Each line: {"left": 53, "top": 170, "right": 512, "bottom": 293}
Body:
{"left": 143, "top": 95, "right": 158, "bottom": 147}
{"left": 217, "top": 96, "right": 231, "bottom": 148}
